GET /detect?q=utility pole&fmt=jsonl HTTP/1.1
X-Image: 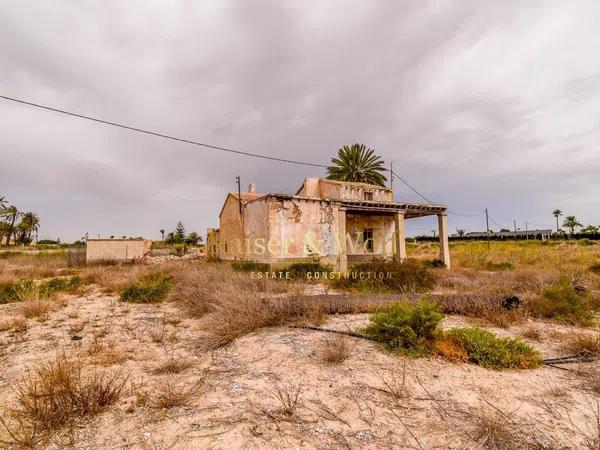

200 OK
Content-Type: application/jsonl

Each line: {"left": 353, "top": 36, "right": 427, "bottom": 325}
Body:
{"left": 525, "top": 222, "right": 529, "bottom": 241}
{"left": 485, "top": 208, "right": 490, "bottom": 250}
{"left": 513, "top": 220, "right": 517, "bottom": 242}
{"left": 390, "top": 162, "right": 393, "bottom": 189}
{"left": 235, "top": 175, "right": 242, "bottom": 215}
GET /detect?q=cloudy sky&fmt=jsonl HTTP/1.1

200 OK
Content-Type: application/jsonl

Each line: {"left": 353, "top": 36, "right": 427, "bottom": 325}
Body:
{"left": 1, "top": 0, "right": 599, "bottom": 241}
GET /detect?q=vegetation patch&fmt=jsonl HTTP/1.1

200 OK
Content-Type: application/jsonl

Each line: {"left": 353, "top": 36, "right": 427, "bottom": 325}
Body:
{"left": 331, "top": 258, "right": 436, "bottom": 293}
{"left": 280, "top": 260, "right": 333, "bottom": 278}
{"left": 362, "top": 301, "right": 443, "bottom": 354}
{"left": 441, "top": 327, "right": 541, "bottom": 369}
{"left": 0, "top": 353, "right": 128, "bottom": 446}
{"left": 231, "top": 260, "right": 270, "bottom": 272}
{"left": 528, "top": 276, "right": 597, "bottom": 326}
{"left": 0, "top": 276, "right": 82, "bottom": 304}
{"left": 590, "top": 263, "right": 600, "bottom": 274}
{"left": 120, "top": 272, "right": 174, "bottom": 303}
{"left": 484, "top": 261, "right": 514, "bottom": 271}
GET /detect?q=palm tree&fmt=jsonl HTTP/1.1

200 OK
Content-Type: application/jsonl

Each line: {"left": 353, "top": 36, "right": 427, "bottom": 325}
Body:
{"left": 0, "top": 196, "right": 7, "bottom": 211}
{"left": 563, "top": 216, "right": 582, "bottom": 236}
{"left": 19, "top": 212, "right": 40, "bottom": 243}
{"left": 326, "top": 144, "right": 387, "bottom": 187}
{"left": 160, "top": 229, "right": 165, "bottom": 241}
{"left": 552, "top": 209, "right": 563, "bottom": 232}
{"left": 0, "top": 205, "right": 20, "bottom": 245}
{"left": 581, "top": 224, "right": 599, "bottom": 234}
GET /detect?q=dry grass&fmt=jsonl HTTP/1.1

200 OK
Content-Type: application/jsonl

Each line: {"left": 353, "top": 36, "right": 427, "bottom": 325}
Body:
{"left": 318, "top": 335, "right": 352, "bottom": 364}
{"left": 0, "top": 353, "right": 127, "bottom": 446}
{"left": 144, "top": 378, "right": 200, "bottom": 409}
{"left": 375, "top": 363, "right": 411, "bottom": 401}
{"left": 0, "top": 317, "right": 27, "bottom": 333}
{"left": 271, "top": 383, "right": 301, "bottom": 418}
{"left": 583, "top": 401, "right": 600, "bottom": 450}
{"left": 81, "top": 264, "right": 154, "bottom": 293}
{"left": 560, "top": 331, "right": 600, "bottom": 358}
{"left": 521, "top": 325, "right": 543, "bottom": 341}
{"left": 0, "top": 251, "right": 70, "bottom": 283}
{"left": 19, "top": 299, "right": 56, "bottom": 320}
{"left": 153, "top": 357, "right": 193, "bottom": 375}
{"left": 439, "top": 293, "right": 528, "bottom": 328}
{"left": 464, "top": 404, "right": 524, "bottom": 450}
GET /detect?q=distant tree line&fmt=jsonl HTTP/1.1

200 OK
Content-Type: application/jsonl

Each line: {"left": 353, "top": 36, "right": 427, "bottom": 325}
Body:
{"left": 0, "top": 195, "right": 40, "bottom": 246}
{"left": 160, "top": 222, "right": 202, "bottom": 245}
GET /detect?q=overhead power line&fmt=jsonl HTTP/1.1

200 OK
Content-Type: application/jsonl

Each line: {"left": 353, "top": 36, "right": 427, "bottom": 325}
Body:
{"left": 1, "top": 94, "right": 480, "bottom": 216}
{"left": 0, "top": 95, "right": 326, "bottom": 168}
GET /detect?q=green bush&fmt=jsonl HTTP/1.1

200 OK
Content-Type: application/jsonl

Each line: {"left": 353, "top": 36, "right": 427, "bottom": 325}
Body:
{"left": 231, "top": 261, "right": 270, "bottom": 272}
{"left": 0, "top": 276, "right": 82, "bottom": 304}
{"left": 590, "top": 263, "right": 600, "bottom": 275}
{"left": 332, "top": 258, "right": 435, "bottom": 293}
{"left": 445, "top": 327, "right": 541, "bottom": 369}
{"left": 484, "top": 261, "right": 514, "bottom": 271}
{"left": 280, "top": 260, "right": 333, "bottom": 278}
{"left": 362, "top": 301, "right": 444, "bottom": 354}
{"left": 120, "top": 272, "right": 174, "bottom": 303}
{"left": 424, "top": 259, "right": 446, "bottom": 268}
{"left": 529, "top": 276, "right": 596, "bottom": 326}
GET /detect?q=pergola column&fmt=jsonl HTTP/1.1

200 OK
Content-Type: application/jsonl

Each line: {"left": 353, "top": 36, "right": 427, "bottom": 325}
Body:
{"left": 394, "top": 211, "right": 407, "bottom": 262}
{"left": 438, "top": 212, "right": 451, "bottom": 268}
{"left": 338, "top": 207, "right": 347, "bottom": 272}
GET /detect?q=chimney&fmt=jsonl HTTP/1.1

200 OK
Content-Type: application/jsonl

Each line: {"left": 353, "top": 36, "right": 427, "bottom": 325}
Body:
{"left": 248, "top": 182, "right": 256, "bottom": 193}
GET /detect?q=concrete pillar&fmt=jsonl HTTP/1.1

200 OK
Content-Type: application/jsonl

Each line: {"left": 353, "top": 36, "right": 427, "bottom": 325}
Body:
{"left": 338, "top": 207, "right": 347, "bottom": 272}
{"left": 394, "top": 211, "right": 407, "bottom": 262}
{"left": 438, "top": 213, "right": 451, "bottom": 268}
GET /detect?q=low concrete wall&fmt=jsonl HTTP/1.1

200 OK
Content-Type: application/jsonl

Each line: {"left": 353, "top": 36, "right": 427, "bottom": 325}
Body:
{"left": 86, "top": 239, "right": 152, "bottom": 263}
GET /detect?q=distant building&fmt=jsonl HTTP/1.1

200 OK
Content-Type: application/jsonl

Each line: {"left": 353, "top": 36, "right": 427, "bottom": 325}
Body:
{"left": 207, "top": 177, "right": 450, "bottom": 270}
{"left": 464, "top": 229, "right": 552, "bottom": 240}
{"left": 86, "top": 238, "right": 152, "bottom": 263}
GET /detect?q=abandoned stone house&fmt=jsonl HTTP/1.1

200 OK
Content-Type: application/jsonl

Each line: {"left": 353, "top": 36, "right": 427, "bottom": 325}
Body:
{"left": 207, "top": 177, "right": 450, "bottom": 270}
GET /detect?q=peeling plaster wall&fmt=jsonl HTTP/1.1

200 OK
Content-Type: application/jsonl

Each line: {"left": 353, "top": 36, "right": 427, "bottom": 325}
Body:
{"left": 267, "top": 198, "right": 340, "bottom": 264}
{"left": 319, "top": 181, "right": 392, "bottom": 202}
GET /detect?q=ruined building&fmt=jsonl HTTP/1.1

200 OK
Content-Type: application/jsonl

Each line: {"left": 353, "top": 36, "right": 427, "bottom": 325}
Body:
{"left": 207, "top": 178, "right": 450, "bottom": 270}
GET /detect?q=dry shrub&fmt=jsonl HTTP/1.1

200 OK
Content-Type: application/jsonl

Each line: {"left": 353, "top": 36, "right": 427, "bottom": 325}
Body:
{"left": 520, "top": 326, "right": 542, "bottom": 341}
{"left": 435, "top": 335, "right": 469, "bottom": 362}
{"left": 466, "top": 405, "right": 523, "bottom": 450}
{"left": 0, "top": 317, "right": 27, "bottom": 333}
{"left": 19, "top": 299, "right": 55, "bottom": 320}
{"left": 0, "top": 353, "right": 127, "bottom": 445}
{"left": 560, "top": 331, "right": 600, "bottom": 358}
{"left": 583, "top": 401, "right": 600, "bottom": 450}
{"left": 82, "top": 264, "right": 152, "bottom": 293}
{"left": 271, "top": 383, "right": 301, "bottom": 418}
{"left": 440, "top": 294, "right": 526, "bottom": 328}
{"left": 376, "top": 363, "right": 411, "bottom": 401}
{"left": 153, "top": 357, "right": 193, "bottom": 375}
{"left": 145, "top": 378, "right": 200, "bottom": 409}
{"left": 89, "top": 342, "right": 128, "bottom": 366}
{"left": 319, "top": 335, "right": 352, "bottom": 364}
{"left": 148, "top": 325, "right": 168, "bottom": 343}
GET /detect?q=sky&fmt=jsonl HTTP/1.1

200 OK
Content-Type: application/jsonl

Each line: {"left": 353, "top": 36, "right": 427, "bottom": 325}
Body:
{"left": 1, "top": 0, "right": 599, "bottom": 241}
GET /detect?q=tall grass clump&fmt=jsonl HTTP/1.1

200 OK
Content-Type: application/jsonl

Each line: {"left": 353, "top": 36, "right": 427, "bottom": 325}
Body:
{"left": 0, "top": 353, "right": 127, "bottom": 445}
{"left": 440, "top": 327, "right": 541, "bottom": 369}
{"left": 120, "top": 272, "right": 174, "bottom": 303}
{"left": 0, "top": 276, "right": 82, "bottom": 304}
{"left": 362, "top": 301, "right": 443, "bottom": 354}
{"left": 331, "top": 258, "right": 435, "bottom": 293}
{"left": 528, "top": 275, "right": 597, "bottom": 326}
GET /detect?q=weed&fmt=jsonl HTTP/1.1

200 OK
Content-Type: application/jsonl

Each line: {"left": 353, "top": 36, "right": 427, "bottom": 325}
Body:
{"left": 376, "top": 363, "right": 411, "bottom": 401}
{"left": 319, "top": 335, "right": 351, "bottom": 364}
{"left": 466, "top": 405, "right": 523, "bottom": 449}
{"left": 120, "top": 272, "right": 174, "bottom": 303}
{"left": 331, "top": 258, "right": 435, "bottom": 293}
{"left": 444, "top": 327, "right": 541, "bottom": 369}
{"left": 529, "top": 276, "right": 596, "bottom": 326}
{"left": 560, "top": 331, "right": 600, "bottom": 358}
{"left": 153, "top": 358, "right": 193, "bottom": 375}
{"left": 271, "top": 383, "right": 301, "bottom": 418}
{"left": 280, "top": 260, "right": 333, "bottom": 278}
{"left": 148, "top": 325, "right": 168, "bottom": 343}
{"left": 231, "top": 260, "right": 270, "bottom": 272}
{"left": 362, "top": 301, "right": 444, "bottom": 354}
{"left": 484, "top": 261, "right": 514, "bottom": 271}
{"left": 147, "top": 378, "right": 198, "bottom": 409}
{"left": 590, "top": 263, "right": 600, "bottom": 275}
{"left": 0, "top": 317, "right": 27, "bottom": 333}
{"left": 19, "top": 299, "right": 55, "bottom": 320}
{"left": 0, "top": 353, "right": 127, "bottom": 444}
{"left": 520, "top": 326, "right": 542, "bottom": 341}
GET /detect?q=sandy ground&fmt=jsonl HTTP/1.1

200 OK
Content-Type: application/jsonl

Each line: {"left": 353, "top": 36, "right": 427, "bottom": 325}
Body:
{"left": 1, "top": 287, "right": 599, "bottom": 449}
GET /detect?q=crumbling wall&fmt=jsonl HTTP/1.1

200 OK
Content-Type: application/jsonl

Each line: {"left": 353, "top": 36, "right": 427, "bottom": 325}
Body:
{"left": 345, "top": 213, "right": 394, "bottom": 261}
